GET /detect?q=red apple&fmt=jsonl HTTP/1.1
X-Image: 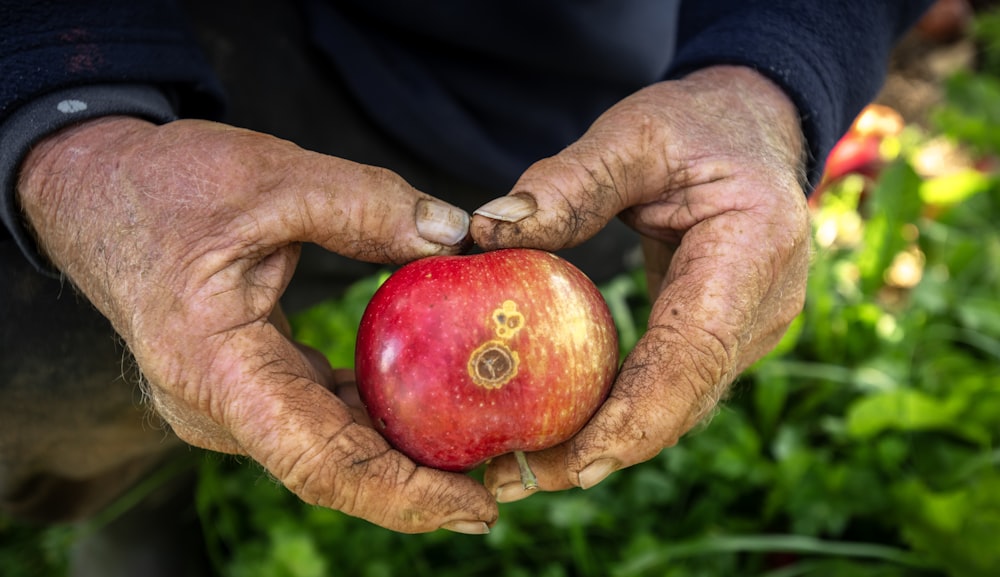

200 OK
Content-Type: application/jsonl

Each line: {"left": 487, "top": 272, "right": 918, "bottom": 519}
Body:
{"left": 823, "top": 133, "right": 883, "bottom": 183}
{"left": 355, "top": 248, "right": 619, "bottom": 474}
{"left": 812, "top": 104, "right": 905, "bottom": 206}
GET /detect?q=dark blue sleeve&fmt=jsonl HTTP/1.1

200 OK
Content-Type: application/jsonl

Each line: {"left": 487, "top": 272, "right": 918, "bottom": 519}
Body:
{"left": 0, "top": 0, "right": 223, "bottom": 121}
{"left": 669, "top": 0, "right": 934, "bottom": 188}
{"left": 0, "top": 0, "right": 225, "bottom": 270}
{"left": 0, "top": 85, "right": 180, "bottom": 276}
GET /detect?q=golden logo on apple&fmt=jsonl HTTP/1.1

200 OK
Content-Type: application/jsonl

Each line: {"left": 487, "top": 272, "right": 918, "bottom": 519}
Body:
{"left": 467, "top": 300, "right": 524, "bottom": 389}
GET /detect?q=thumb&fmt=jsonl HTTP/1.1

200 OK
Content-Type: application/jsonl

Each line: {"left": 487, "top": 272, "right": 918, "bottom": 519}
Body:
{"left": 263, "top": 151, "right": 471, "bottom": 264}
{"left": 470, "top": 141, "right": 637, "bottom": 251}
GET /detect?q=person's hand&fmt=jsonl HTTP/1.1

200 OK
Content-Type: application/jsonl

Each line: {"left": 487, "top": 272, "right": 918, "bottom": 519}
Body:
{"left": 17, "top": 117, "right": 497, "bottom": 534}
{"left": 471, "top": 66, "right": 812, "bottom": 501}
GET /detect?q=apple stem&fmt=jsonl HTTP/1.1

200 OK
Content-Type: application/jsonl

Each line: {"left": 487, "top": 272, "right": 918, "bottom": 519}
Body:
{"left": 514, "top": 450, "right": 539, "bottom": 491}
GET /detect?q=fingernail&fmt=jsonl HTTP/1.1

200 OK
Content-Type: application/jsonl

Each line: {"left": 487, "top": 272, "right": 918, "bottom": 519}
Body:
{"left": 578, "top": 458, "right": 619, "bottom": 490}
{"left": 441, "top": 520, "right": 490, "bottom": 535}
{"left": 416, "top": 199, "right": 470, "bottom": 246}
{"left": 494, "top": 481, "right": 537, "bottom": 504}
{"left": 473, "top": 194, "right": 537, "bottom": 222}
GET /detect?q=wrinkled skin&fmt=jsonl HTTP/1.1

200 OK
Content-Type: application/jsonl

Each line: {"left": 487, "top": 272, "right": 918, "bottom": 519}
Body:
{"left": 19, "top": 119, "right": 494, "bottom": 534}
{"left": 17, "top": 65, "right": 809, "bottom": 530}
{"left": 472, "top": 66, "right": 811, "bottom": 502}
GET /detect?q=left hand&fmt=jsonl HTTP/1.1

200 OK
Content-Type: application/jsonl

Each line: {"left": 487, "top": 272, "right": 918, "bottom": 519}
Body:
{"left": 470, "top": 66, "right": 812, "bottom": 501}
{"left": 18, "top": 118, "right": 498, "bottom": 533}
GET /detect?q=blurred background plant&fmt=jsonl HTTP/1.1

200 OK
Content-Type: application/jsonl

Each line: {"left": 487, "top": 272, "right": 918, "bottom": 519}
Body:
{"left": 3, "top": 2, "right": 1000, "bottom": 576}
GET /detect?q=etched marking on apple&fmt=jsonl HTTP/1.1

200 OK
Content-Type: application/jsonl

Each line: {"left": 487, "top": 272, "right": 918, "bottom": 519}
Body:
{"left": 355, "top": 248, "right": 619, "bottom": 473}
{"left": 467, "top": 300, "right": 525, "bottom": 389}
{"left": 468, "top": 340, "right": 518, "bottom": 389}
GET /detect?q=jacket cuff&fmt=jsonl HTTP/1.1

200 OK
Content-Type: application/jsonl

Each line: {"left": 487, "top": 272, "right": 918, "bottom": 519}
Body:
{"left": 666, "top": 2, "right": 932, "bottom": 191}
{"left": 0, "top": 84, "right": 177, "bottom": 276}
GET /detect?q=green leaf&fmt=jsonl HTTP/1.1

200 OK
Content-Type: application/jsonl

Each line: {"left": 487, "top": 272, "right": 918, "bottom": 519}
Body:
{"left": 894, "top": 473, "right": 1000, "bottom": 577}
{"left": 919, "top": 168, "right": 992, "bottom": 206}
{"left": 290, "top": 271, "right": 389, "bottom": 367}
{"left": 933, "top": 71, "right": 1000, "bottom": 155}
{"left": 268, "top": 524, "right": 328, "bottom": 577}
{"left": 600, "top": 271, "right": 647, "bottom": 357}
{"left": 753, "top": 374, "right": 790, "bottom": 437}
{"left": 611, "top": 533, "right": 931, "bottom": 577}
{"left": 846, "top": 389, "right": 964, "bottom": 440}
{"left": 855, "top": 162, "right": 924, "bottom": 295}
{"left": 956, "top": 296, "right": 1000, "bottom": 337}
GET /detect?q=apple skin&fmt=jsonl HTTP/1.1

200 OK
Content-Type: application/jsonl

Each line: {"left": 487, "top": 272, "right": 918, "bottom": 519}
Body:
{"left": 823, "top": 103, "right": 902, "bottom": 183}
{"left": 812, "top": 104, "right": 904, "bottom": 206}
{"left": 354, "top": 248, "right": 619, "bottom": 472}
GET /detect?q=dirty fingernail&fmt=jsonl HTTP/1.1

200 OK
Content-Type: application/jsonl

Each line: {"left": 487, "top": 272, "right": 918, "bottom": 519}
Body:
{"left": 473, "top": 194, "right": 537, "bottom": 222}
{"left": 441, "top": 520, "right": 491, "bottom": 535}
{"left": 578, "top": 458, "right": 619, "bottom": 489}
{"left": 494, "top": 481, "right": 537, "bottom": 504}
{"left": 416, "top": 199, "right": 470, "bottom": 246}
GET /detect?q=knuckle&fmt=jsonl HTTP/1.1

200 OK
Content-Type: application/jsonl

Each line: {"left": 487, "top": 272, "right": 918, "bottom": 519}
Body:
{"left": 670, "top": 324, "right": 735, "bottom": 421}
{"left": 283, "top": 421, "right": 494, "bottom": 532}
{"left": 317, "top": 165, "right": 421, "bottom": 264}
{"left": 280, "top": 422, "right": 458, "bottom": 533}
{"left": 283, "top": 422, "right": 393, "bottom": 509}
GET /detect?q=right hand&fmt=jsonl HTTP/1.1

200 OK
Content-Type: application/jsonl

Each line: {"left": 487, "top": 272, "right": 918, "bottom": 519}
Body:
{"left": 470, "top": 67, "right": 810, "bottom": 500}
{"left": 17, "top": 116, "right": 497, "bottom": 534}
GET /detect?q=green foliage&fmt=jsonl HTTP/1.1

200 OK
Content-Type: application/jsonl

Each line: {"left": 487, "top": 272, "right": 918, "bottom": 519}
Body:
{"left": 0, "top": 517, "right": 70, "bottom": 577}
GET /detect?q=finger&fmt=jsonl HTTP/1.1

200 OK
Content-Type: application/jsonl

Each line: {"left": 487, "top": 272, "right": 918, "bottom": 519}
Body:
{"left": 329, "top": 368, "right": 371, "bottom": 426}
{"left": 331, "top": 368, "right": 361, "bottom": 405}
{"left": 272, "top": 306, "right": 345, "bottom": 406}
{"left": 297, "top": 156, "right": 471, "bottom": 262}
{"left": 470, "top": 120, "right": 650, "bottom": 252}
{"left": 243, "top": 143, "right": 471, "bottom": 264}
{"left": 639, "top": 235, "right": 676, "bottom": 296}
{"left": 268, "top": 303, "right": 293, "bottom": 338}
{"left": 483, "top": 306, "right": 704, "bottom": 500}
{"left": 266, "top": 304, "right": 339, "bottom": 394}
{"left": 168, "top": 323, "right": 497, "bottom": 533}
{"left": 485, "top": 447, "right": 572, "bottom": 503}
{"left": 481, "top": 281, "right": 710, "bottom": 501}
